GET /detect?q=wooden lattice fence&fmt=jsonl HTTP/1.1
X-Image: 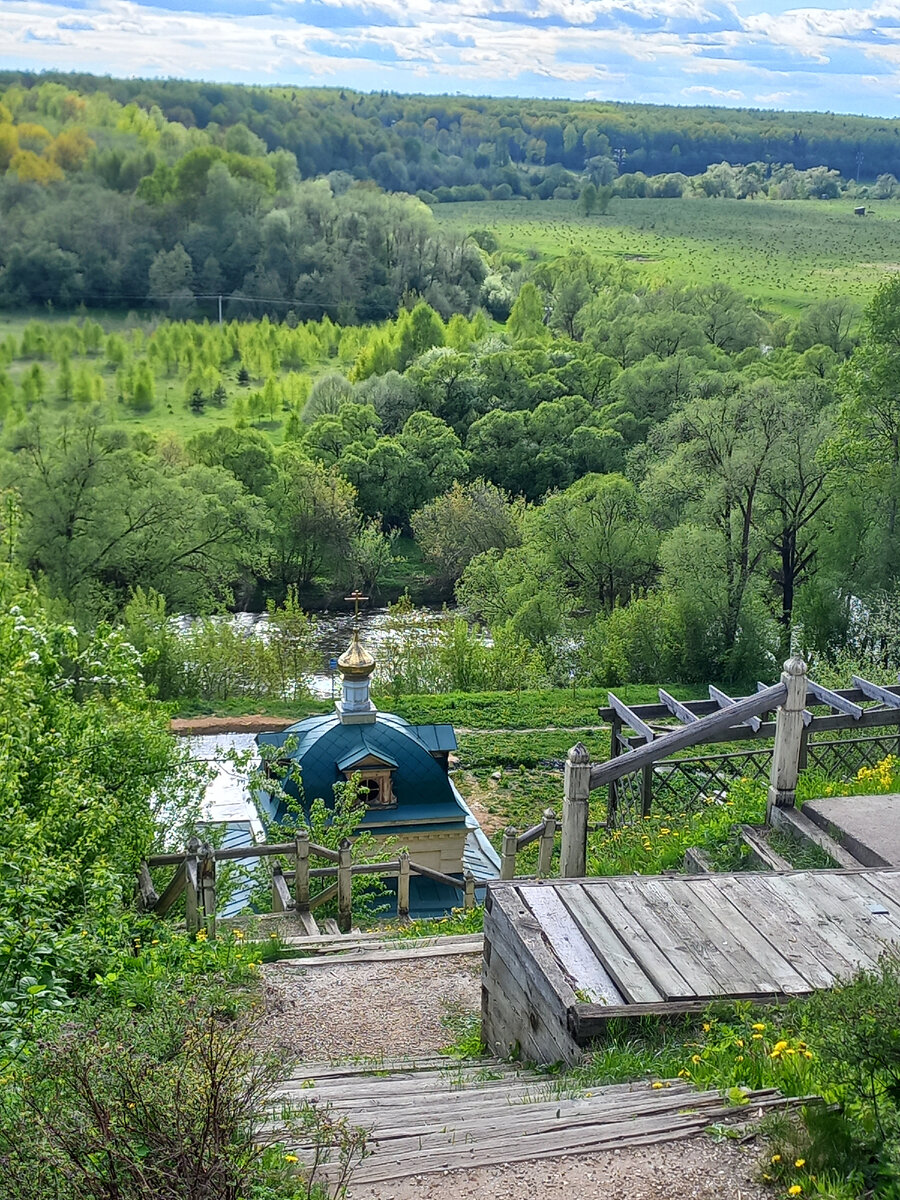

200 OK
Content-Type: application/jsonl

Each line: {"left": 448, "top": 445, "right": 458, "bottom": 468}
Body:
{"left": 599, "top": 677, "right": 900, "bottom": 828}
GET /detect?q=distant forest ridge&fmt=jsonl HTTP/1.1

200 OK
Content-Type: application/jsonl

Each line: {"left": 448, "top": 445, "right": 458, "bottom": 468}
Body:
{"left": 2, "top": 69, "right": 900, "bottom": 182}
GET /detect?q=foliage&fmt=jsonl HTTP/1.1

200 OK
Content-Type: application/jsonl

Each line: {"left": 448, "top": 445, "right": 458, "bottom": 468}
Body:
{"left": 0, "top": 994, "right": 368, "bottom": 1200}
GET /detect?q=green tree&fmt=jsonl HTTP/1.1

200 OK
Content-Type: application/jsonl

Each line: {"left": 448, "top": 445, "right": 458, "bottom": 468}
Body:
{"left": 263, "top": 447, "right": 358, "bottom": 591}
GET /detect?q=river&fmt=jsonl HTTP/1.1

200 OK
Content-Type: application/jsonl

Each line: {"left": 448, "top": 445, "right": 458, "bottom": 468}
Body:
{"left": 175, "top": 604, "right": 468, "bottom": 698}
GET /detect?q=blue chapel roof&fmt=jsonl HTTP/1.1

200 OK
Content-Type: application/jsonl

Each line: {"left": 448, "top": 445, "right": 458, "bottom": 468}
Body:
{"left": 257, "top": 712, "right": 465, "bottom": 832}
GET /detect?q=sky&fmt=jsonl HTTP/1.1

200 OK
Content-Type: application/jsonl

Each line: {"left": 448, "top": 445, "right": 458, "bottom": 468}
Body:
{"left": 2, "top": 0, "right": 900, "bottom": 119}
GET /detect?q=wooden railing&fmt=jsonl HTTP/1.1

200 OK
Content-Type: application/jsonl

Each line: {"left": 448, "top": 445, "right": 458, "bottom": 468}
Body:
{"left": 138, "top": 832, "right": 478, "bottom": 939}
{"left": 559, "top": 671, "right": 797, "bottom": 878}
{"left": 499, "top": 808, "right": 557, "bottom": 881}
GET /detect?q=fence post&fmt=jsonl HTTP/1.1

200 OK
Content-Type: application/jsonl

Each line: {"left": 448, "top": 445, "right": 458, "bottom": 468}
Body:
{"left": 272, "top": 862, "right": 286, "bottom": 913}
{"left": 337, "top": 838, "right": 352, "bottom": 933}
{"left": 464, "top": 871, "right": 475, "bottom": 910}
{"left": 294, "top": 829, "right": 310, "bottom": 912}
{"left": 500, "top": 827, "right": 518, "bottom": 880}
{"left": 640, "top": 763, "right": 654, "bottom": 818}
{"left": 560, "top": 742, "right": 591, "bottom": 878}
{"left": 537, "top": 809, "right": 556, "bottom": 877}
{"left": 607, "top": 714, "right": 622, "bottom": 826}
{"left": 199, "top": 842, "right": 216, "bottom": 942}
{"left": 185, "top": 836, "right": 200, "bottom": 935}
{"left": 397, "top": 849, "right": 410, "bottom": 921}
{"left": 767, "top": 656, "right": 809, "bottom": 821}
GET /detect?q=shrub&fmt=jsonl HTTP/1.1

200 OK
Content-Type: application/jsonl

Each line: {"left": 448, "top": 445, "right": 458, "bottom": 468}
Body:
{"left": 0, "top": 997, "right": 369, "bottom": 1200}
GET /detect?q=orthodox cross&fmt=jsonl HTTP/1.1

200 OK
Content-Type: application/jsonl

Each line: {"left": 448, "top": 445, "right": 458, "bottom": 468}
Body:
{"left": 345, "top": 591, "right": 368, "bottom": 632}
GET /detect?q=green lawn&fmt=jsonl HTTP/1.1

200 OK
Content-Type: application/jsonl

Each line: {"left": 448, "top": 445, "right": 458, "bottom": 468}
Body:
{"left": 434, "top": 196, "right": 900, "bottom": 315}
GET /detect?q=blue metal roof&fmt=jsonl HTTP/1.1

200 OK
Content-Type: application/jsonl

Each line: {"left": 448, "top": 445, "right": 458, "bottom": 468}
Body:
{"left": 257, "top": 711, "right": 467, "bottom": 834}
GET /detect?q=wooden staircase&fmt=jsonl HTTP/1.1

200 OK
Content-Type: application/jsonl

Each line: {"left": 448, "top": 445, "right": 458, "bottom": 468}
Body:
{"left": 273, "top": 1057, "right": 809, "bottom": 1187}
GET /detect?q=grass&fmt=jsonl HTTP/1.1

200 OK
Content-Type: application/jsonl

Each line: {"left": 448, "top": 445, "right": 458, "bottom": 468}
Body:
{"left": 767, "top": 829, "right": 837, "bottom": 870}
{"left": 434, "top": 196, "right": 900, "bottom": 314}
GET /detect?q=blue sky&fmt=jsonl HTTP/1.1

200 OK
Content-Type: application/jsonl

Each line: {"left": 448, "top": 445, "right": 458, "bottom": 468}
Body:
{"left": 3, "top": 0, "right": 900, "bottom": 118}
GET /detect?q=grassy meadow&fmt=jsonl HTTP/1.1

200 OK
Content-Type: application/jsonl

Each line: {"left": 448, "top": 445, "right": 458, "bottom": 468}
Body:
{"left": 434, "top": 196, "right": 900, "bottom": 314}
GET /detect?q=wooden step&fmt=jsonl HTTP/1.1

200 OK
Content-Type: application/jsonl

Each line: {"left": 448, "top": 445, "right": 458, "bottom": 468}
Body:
{"left": 273, "top": 1058, "right": 812, "bottom": 1185}
{"left": 771, "top": 805, "right": 863, "bottom": 869}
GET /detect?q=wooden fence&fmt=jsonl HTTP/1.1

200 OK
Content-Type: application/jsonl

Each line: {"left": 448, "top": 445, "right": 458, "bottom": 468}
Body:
{"left": 600, "top": 676, "right": 900, "bottom": 826}
{"left": 137, "top": 808, "right": 557, "bottom": 940}
{"left": 559, "top": 658, "right": 900, "bottom": 876}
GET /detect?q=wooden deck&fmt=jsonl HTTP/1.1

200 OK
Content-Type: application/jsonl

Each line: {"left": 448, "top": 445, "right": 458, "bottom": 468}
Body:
{"left": 482, "top": 869, "right": 900, "bottom": 1063}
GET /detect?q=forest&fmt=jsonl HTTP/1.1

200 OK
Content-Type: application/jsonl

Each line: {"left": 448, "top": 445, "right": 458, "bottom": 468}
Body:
{"left": 0, "top": 258, "right": 897, "bottom": 691}
{"left": 3, "top": 75, "right": 900, "bottom": 317}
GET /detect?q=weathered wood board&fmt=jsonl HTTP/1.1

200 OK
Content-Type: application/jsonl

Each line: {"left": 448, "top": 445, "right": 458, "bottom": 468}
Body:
{"left": 482, "top": 869, "right": 900, "bottom": 1063}
{"left": 278, "top": 1059, "right": 810, "bottom": 1185}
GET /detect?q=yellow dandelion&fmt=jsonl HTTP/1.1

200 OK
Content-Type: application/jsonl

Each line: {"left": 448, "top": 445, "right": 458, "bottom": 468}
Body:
{"left": 788, "top": 1187, "right": 802, "bottom": 1196}
{"left": 771, "top": 1154, "right": 781, "bottom": 1163}
{"left": 651, "top": 1081, "right": 664, "bottom": 1089}
{"left": 284, "top": 1153, "right": 298, "bottom": 1163}
{"left": 794, "top": 1158, "right": 806, "bottom": 1168}
{"left": 736, "top": 1055, "right": 744, "bottom": 1062}
{"left": 702, "top": 1023, "right": 711, "bottom": 1032}
{"left": 752, "top": 1023, "right": 766, "bottom": 1031}
{"left": 752, "top": 1033, "right": 763, "bottom": 1040}
{"left": 691, "top": 1054, "right": 701, "bottom": 1064}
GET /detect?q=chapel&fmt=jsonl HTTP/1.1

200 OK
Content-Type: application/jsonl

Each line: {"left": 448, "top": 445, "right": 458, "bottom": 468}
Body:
{"left": 255, "top": 607, "right": 499, "bottom": 916}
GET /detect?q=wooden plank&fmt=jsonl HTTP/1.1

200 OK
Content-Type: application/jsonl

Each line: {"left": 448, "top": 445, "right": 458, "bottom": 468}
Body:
{"left": 852, "top": 675, "right": 900, "bottom": 709}
{"left": 521, "top": 886, "right": 625, "bottom": 1006}
{"left": 710, "top": 684, "right": 761, "bottom": 732}
{"left": 805, "top": 873, "right": 900, "bottom": 964}
{"left": 607, "top": 691, "right": 656, "bottom": 742}
{"left": 557, "top": 884, "right": 664, "bottom": 1004}
{"left": 571, "top": 995, "right": 790, "bottom": 1036}
{"left": 682, "top": 846, "right": 714, "bottom": 873}
{"left": 696, "top": 873, "right": 825, "bottom": 993}
{"left": 489, "top": 886, "right": 578, "bottom": 1012}
{"left": 482, "top": 938, "right": 579, "bottom": 1063}
{"left": 588, "top": 681, "right": 786, "bottom": 790}
{"left": 709, "top": 874, "right": 848, "bottom": 991}
{"left": 758, "top": 681, "right": 812, "bottom": 725}
{"left": 276, "top": 942, "right": 483, "bottom": 966}
{"left": 152, "top": 860, "right": 185, "bottom": 917}
{"left": 609, "top": 878, "right": 748, "bottom": 998}
{"left": 739, "top": 824, "right": 794, "bottom": 872}
{"left": 484, "top": 886, "right": 581, "bottom": 1063}
{"left": 578, "top": 882, "right": 699, "bottom": 1001}
{"left": 654, "top": 878, "right": 793, "bottom": 995}
{"left": 658, "top": 688, "right": 699, "bottom": 724}
{"left": 858, "top": 871, "right": 900, "bottom": 920}
{"left": 751, "top": 874, "right": 879, "bottom": 978}
{"left": 844, "top": 874, "right": 900, "bottom": 935}
{"left": 806, "top": 679, "right": 863, "bottom": 720}
{"left": 307, "top": 1092, "right": 805, "bottom": 1184}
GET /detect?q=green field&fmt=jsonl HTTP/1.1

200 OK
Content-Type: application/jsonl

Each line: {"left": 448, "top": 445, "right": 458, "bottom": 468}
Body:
{"left": 434, "top": 197, "right": 900, "bottom": 315}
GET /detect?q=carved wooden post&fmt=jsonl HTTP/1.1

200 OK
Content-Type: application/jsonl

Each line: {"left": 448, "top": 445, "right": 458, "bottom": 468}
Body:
{"left": 185, "top": 836, "right": 200, "bottom": 935}
{"left": 463, "top": 871, "right": 475, "bottom": 910}
{"left": 337, "top": 838, "right": 352, "bottom": 933}
{"left": 294, "top": 829, "right": 310, "bottom": 912}
{"left": 199, "top": 842, "right": 216, "bottom": 942}
{"left": 767, "top": 656, "right": 809, "bottom": 821}
{"left": 397, "top": 849, "right": 410, "bottom": 921}
{"left": 561, "top": 743, "right": 591, "bottom": 878}
{"left": 537, "top": 809, "right": 556, "bottom": 877}
{"left": 500, "top": 827, "right": 518, "bottom": 880}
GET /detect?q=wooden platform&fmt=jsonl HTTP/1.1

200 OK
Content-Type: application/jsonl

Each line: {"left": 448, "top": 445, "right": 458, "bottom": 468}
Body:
{"left": 482, "top": 869, "right": 900, "bottom": 1063}
{"left": 276, "top": 1058, "right": 807, "bottom": 1185}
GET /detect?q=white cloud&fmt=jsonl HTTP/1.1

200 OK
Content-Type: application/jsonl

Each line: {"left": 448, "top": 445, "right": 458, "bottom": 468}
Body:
{"left": 682, "top": 83, "right": 746, "bottom": 96}
{"left": 0, "top": 0, "right": 899, "bottom": 114}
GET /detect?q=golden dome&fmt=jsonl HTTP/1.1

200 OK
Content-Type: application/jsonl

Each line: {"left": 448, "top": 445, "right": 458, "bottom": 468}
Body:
{"left": 337, "top": 630, "right": 376, "bottom": 680}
